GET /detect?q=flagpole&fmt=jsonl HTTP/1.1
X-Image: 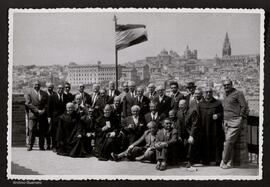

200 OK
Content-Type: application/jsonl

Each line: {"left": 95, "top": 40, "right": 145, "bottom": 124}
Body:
{"left": 114, "top": 15, "right": 119, "bottom": 90}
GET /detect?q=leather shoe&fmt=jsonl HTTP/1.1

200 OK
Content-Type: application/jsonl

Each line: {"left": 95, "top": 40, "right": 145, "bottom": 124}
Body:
{"left": 27, "top": 147, "right": 32, "bottom": 151}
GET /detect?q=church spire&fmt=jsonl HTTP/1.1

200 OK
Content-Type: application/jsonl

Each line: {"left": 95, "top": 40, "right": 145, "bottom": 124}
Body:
{"left": 222, "top": 32, "right": 231, "bottom": 57}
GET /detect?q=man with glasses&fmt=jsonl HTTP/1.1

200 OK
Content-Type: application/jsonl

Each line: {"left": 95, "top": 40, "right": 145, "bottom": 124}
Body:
{"left": 220, "top": 79, "right": 248, "bottom": 169}
{"left": 47, "top": 84, "right": 67, "bottom": 152}
{"left": 64, "top": 82, "right": 74, "bottom": 103}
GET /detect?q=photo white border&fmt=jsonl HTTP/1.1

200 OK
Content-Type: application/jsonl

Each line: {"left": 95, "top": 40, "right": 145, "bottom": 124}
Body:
{"left": 7, "top": 8, "right": 265, "bottom": 180}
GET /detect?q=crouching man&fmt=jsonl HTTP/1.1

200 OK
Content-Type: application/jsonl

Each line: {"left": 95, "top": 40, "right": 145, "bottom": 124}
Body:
{"left": 111, "top": 121, "right": 158, "bottom": 162}
{"left": 155, "top": 118, "right": 178, "bottom": 171}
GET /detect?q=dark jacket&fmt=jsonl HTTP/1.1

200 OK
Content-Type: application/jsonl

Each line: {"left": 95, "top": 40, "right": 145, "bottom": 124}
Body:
{"left": 170, "top": 91, "right": 185, "bottom": 110}
{"left": 153, "top": 95, "right": 172, "bottom": 119}
{"left": 134, "top": 95, "right": 150, "bottom": 117}
{"left": 122, "top": 91, "right": 137, "bottom": 117}
{"left": 107, "top": 89, "right": 121, "bottom": 104}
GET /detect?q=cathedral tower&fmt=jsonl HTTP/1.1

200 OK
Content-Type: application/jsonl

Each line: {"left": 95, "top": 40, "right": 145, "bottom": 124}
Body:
{"left": 222, "top": 32, "right": 231, "bottom": 57}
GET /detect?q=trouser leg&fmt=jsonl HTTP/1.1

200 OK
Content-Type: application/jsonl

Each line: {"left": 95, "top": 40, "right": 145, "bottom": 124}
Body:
{"left": 38, "top": 119, "right": 45, "bottom": 149}
{"left": 222, "top": 118, "right": 242, "bottom": 165}
{"left": 28, "top": 120, "right": 37, "bottom": 148}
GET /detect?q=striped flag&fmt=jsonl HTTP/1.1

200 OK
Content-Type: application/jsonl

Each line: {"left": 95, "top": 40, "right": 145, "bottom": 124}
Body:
{"left": 116, "top": 24, "right": 148, "bottom": 50}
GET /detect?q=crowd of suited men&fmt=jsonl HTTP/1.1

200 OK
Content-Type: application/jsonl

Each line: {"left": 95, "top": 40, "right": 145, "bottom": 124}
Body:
{"left": 24, "top": 79, "right": 248, "bottom": 171}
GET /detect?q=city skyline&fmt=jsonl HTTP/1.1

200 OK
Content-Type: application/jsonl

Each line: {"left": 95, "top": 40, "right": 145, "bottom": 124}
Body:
{"left": 12, "top": 11, "right": 261, "bottom": 66}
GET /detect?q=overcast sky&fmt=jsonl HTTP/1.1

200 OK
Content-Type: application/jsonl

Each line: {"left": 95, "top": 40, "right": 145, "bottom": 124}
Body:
{"left": 12, "top": 11, "right": 261, "bottom": 66}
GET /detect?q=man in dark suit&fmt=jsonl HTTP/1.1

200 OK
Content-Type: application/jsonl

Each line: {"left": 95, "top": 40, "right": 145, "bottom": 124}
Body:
{"left": 185, "top": 81, "right": 197, "bottom": 108}
{"left": 170, "top": 81, "right": 185, "bottom": 110}
{"left": 47, "top": 84, "right": 68, "bottom": 152}
{"left": 122, "top": 81, "right": 137, "bottom": 117}
{"left": 134, "top": 87, "right": 150, "bottom": 117}
{"left": 110, "top": 96, "right": 123, "bottom": 123}
{"left": 64, "top": 82, "right": 74, "bottom": 103}
{"left": 46, "top": 82, "right": 56, "bottom": 97}
{"left": 153, "top": 85, "right": 172, "bottom": 119}
{"left": 90, "top": 83, "right": 101, "bottom": 108}
{"left": 144, "top": 102, "right": 162, "bottom": 129}
{"left": 107, "top": 81, "right": 120, "bottom": 104}
{"left": 144, "top": 83, "right": 158, "bottom": 101}
{"left": 44, "top": 82, "right": 57, "bottom": 150}
{"left": 120, "top": 105, "right": 146, "bottom": 151}
{"left": 95, "top": 88, "right": 109, "bottom": 115}
{"left": 25, "top": 81, "right": 48, "bottom": 151}
{"left": 176, "top": 99, "right": 201, "bottom": 168}
{"left": 76, "top": 83, "right": 91, "bottom": 106}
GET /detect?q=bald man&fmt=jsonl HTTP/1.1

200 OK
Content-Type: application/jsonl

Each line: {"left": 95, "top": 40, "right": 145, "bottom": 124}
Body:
{"left": 153, "top": 85, "right": 172, "bottom": 119}
{"left": 121, "top": 105, "right": 146, "bottom": 151}
{"left": 76, "top": 83, "right": 91, "bottom": 106}
{"left": 25, "top": 81, "right": 48, "bottom": 151}
{"left": 134, "top": 87, "right": 150, "bottom": 117}
{"left": 176, "top": 99, "right": 200, "bottom": 167}
{"left": 145, "top": 83, "right": 158, "bottom": 101}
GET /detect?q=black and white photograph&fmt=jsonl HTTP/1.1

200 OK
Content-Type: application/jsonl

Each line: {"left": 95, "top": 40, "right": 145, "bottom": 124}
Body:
{"left": 7, "top": 8, "right": 264, "bottom": 180}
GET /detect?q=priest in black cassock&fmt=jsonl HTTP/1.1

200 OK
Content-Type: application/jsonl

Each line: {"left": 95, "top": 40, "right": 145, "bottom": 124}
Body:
{"left": 56, "top": 102, "right": 86, "bottom": 157}
{"left": 198, "top": 87, "right": 224, "bottom": 165}
{"left": 94, "top": 104, "right": 120, "bottom": 161}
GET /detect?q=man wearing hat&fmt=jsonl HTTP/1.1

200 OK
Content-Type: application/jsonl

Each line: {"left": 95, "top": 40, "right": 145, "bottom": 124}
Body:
{"left": 185, "top": 81, "right": 197, "bottom": 109}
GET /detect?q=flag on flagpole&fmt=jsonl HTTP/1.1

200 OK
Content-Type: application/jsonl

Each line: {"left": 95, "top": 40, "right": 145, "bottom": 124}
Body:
{"left": 116, "top": 24, "right": 148, "bottom": 50}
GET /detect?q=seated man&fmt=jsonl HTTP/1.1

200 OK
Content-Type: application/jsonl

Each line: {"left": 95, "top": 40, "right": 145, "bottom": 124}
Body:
{"left": 94, "top": 105, "right": 120, "bottom": 161}
{"left": 120, "top": 105, "right": 146, "bottom": 151}
{"left": 80, "top": 107, "right": 96, "bottom": 154}
{"left": 111, "top": 121, "right": 158, "bottom": 162}
{"left": 155, "top": 118, "right": 178, "bottom": 171}
{"left": 56, "top": 102, "right": 86, "bottom": 157}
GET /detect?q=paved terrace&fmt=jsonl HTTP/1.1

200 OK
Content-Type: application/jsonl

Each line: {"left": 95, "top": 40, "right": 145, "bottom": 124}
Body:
{"left": 11, "top": 147, "right": 259, "bottom": 177}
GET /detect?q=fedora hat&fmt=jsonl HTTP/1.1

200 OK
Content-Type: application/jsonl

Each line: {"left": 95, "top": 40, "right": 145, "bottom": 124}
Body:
{"left": 186, "top": 82, "right": 196, "bottom": 88}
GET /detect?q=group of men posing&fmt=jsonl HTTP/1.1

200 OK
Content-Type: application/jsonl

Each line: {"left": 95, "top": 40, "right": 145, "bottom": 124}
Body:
{"left": 24, "top": 79, "right": 248, "bottom": 171}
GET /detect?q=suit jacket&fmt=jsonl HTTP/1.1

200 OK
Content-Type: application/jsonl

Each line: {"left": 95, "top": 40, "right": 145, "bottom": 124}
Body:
{"left": 121, "top": 115, "right": 146, "bottom": 144}
{"left": 110, "top": 103, "right": 123, "bottom": 123}
{"left": 25, "top": 89, "right": 48, "bottom": 120}
{"left": 144, "top": 91, "right": 158, "bottom": 101}
{"left": 95, "top": 95, "right": 109, "bottom": 111}
{"left": 80, "top": 115, "right": 95, "bottom": 135}
{"left": 76, "top": 92, "right": 92, "bottom": 106}
{"left": 134, "top": 95, "right": 150, "bottom": 117}
{"left": 156, "top": 128, "right": 178, "bottom": 147}
{"left": 64, "top": 92, "right": 75, "bottom": 103}
{"left": 153, "top": 95, "right": 172, "bottom": 119}
{"left": 48, "top": 93, "right": 68, "bottom": 120}
{"left": 144, "top": 112, "right": 162, "bottom": 128}
{"left": 107, "top": 89, "right": 121, "bottom": 104}
{"left": 122, "top": 91, "right": 137, "bottom": 117}
{"left": 176, "top": 108, "right": 199, "bottom": 140}
{"left": 90, "top": 92, "right": 101, "bottom": 108}
{"left": 170, "top": 91, "right": 185, "bottom": 110}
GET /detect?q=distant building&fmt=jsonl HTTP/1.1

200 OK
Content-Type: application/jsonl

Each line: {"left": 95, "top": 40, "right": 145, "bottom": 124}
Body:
{"left": 135, "top": 64, "right": 150, "bottom": 80}
{"left": 67, "top": 61, "right": 122, "bottom": 86}
{"left": 220, "top": 32, "right": 260, "bottom": 67}
{"left": 184, "top": 45, "right": 198, "bottom": 60}
{"left": 222, "top": 32, "right": 232, "bottom": 57}
{"left": 120, "top": 66, "right": 138, "bottom": 82}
